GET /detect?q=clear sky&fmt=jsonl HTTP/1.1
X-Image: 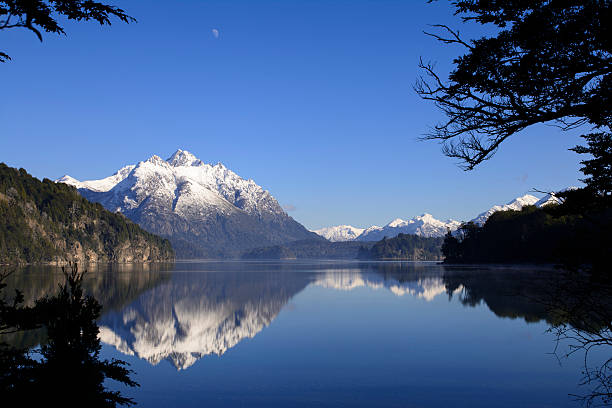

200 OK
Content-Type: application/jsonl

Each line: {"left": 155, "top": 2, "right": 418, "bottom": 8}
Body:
{"left": 0, "top": 0, "right": 585, "bottom": 230}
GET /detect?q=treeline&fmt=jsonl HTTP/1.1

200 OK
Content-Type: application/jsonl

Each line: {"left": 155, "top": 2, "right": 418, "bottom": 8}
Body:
{"left": 357, "top": 233, "right": 444, "bottom": 261}
{"left": 0, "top": 163, "right": 174, "bottom": 264}
{"left": 442, "top": 189, "right": 612, "bottom": 271}
{"left": 242, "top": 239, "right": 375, "bottom": 260}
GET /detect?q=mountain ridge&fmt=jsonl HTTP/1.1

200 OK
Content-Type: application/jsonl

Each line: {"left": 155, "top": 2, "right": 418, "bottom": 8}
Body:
{"left": 58, "top": 150, "right": 320, "bottom": 258}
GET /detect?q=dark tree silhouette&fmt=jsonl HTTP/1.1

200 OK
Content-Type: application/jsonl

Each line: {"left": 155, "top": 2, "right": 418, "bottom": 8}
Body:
{"left": 0, "top": 0, "right": 135, "bottom": 62}
{"left": 570, "top": 132, "right": 612, "bottom": 198}
{"left": 416, "top": 1, "right": 611, "bottom": 169}
{"left": 0, "top": 264, "right": 139, "bottom": 407}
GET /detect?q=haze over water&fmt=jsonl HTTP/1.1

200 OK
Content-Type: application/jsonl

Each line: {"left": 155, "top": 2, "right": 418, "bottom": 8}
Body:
{"left": 3, "top": 261, "right": 597, "bottom": 407}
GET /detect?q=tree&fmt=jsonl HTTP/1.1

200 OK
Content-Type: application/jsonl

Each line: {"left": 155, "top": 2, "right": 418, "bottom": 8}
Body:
{"left": 441, "top": 229, "right": 460, "bottom": 262}
{"left": 416, "top": 1, "right": 611, "bottom": 169}
{"left": 0, "top": 0, "right": 135, "bottom": 62}
{"left": 0, "top": 265, "right": 139, "bottom": 407}
{"left": 570, "top": 132, "right": 612, "bottom": 198}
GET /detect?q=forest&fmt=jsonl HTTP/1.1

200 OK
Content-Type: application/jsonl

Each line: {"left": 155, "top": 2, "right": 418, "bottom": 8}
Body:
{"left": 0, "top": 163, "right": 174, "bottom": 264}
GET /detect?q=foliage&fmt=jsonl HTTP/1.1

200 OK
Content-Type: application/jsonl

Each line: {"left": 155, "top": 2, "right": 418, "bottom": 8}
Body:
{"left": 442, "top": 200, "right": 612, "bottom": 273}
{"left": 570, "top": 132, "right": 612, "bottom": 198}
{"left": 242, "top": 239, "right": 376, "bottom": 260}
{"left": 0, "top": 264, "right": 138, "bottom": 407}
{"left": 358, "top": 233, "right": 444, "bottom": 260}
{"left": 0, "top": 163, "right": 174, "bottom": 264}
{"left": 0, "top": 0, "right": 135, "bottom": 62}
{"left": 417, "top": 0, "right": 611, "bottom": 169}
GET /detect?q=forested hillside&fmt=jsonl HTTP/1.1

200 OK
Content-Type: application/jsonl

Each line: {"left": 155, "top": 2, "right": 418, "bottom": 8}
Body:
{"left": 357, "top": 233, "right": 444, "bottom": 261}
{"left": 0, "top": 163, "right": 174, "bottom": 264}
{"left": 442, "top": 192, "right": 612, "bottom": 270}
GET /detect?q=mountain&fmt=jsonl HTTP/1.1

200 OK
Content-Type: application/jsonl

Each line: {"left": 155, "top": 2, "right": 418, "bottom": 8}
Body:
{"left": 57, "top": 150, "right": 320, "bottom": 258}
{"left": 0, "top": 163, "right": 174, "bottom": 264}
{"left": 470, "top": 194, "right": 540, "bottom": 225}
{"left": 356, "top": 213, "right": 461, "bottom": 241}
{"left": 312, "top": 225, "right": 365, "bottom": 242}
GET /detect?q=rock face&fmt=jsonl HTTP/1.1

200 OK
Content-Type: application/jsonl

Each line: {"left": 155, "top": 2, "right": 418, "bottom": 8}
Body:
{"left": 0, "top": 163, "right": 174, "bottom": 265}
{"left": 57, "top": 150, "right": 320, "bottom": 258}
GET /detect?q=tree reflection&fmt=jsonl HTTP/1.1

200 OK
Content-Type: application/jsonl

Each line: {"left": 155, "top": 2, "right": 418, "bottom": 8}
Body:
{"left": 442, "top": 267, "right": 612, "bottom": 407}
{"left": 0, "top": 264, "right": 139, "bottom": 407}
{"left": 545, "top": 271, "right": 612, "bottom": 407}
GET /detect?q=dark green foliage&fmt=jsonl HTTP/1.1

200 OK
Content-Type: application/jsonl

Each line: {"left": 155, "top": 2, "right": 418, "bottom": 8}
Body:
{"left": 358, "top": 234, "right": 444, "bottom": 260}
{"left": 242, "top": 239, "right": 376, "bottom": 260}
{"left": 0, "top": 265, "right": 139, "bottom": 407}
{"left": 442, "top": 201, "right": 612, "bottom": 272}
{"left": 0, "top": 0, "right": 135, "bottom": 62}
{"left": 570, "top": 132, "right": 612, "bottom": 198}
{"left": 417, "top": 1, "right": 611, "bottom": 169}
{"left": 0, "top": 163, "right": 174, "bottom": 264}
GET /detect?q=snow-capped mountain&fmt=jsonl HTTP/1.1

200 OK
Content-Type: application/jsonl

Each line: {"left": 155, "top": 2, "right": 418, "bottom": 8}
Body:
{"left": 312, "top": 225, "right": 365, "bottom": 242}
{"left": 356, "top": 213, "right": 461, "bottom": 241}
{"left": 57, "top": 150, "right": 320, "bottom": 258}
{"left": 470, "top": 194, "right": 540, "bottom": 225}
{"left": 313, "top": 214, "right": 461, "bottom": 242}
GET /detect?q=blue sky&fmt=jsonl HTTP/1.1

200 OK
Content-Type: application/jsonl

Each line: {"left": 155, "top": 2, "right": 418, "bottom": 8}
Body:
{"left": 0, "top": 0, "right": 584, "bottom": 229}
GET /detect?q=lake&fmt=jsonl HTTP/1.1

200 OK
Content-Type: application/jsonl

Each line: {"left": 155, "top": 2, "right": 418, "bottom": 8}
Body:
{"left": 2, "top": 261, "right": 608, "bottom": 407}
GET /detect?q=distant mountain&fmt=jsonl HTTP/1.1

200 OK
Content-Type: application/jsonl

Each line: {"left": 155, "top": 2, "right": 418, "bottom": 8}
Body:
{"left": 0, "top": 163, "right": 173, "bottom": 264}
{"left": 313, "top": 192, "right": 568, "bottom": 244}
{"left": 313, "top": 214, "right": 460, "bottom": 242}
{"left": 470, "top": 194, "right": 540, "bottom": 225}
{"left": 57, "top": 150, "right": 320, "bottom": 258}
{"left": 357, "top": 214, "right": 461, "bottom": 241}
{"left": 312, "top": 225, "right": 365, "bottom": 242}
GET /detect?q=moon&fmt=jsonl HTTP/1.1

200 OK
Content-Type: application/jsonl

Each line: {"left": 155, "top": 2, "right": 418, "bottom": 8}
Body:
{"left": 211, "top": 28, "right": 219, "bottom": 39}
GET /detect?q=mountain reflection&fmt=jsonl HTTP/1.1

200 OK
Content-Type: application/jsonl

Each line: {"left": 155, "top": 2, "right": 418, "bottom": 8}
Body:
{"left": 98, "top": 271, "right": 313, "bottom": 370}
{"left": 96, "top": 263, "right": 462, "bottom": 370}
{"left": 5, "top": 262, "right": 601, "bottom": 374}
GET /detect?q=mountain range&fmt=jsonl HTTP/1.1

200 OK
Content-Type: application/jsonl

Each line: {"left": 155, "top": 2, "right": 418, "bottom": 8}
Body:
{"left": 57, "top": 150, "right": 320, "bottom": 258}
{"left": 56, "top": 149, "right": 567, "bottom": 256}
{"left": 313, "top": 193, "right": 563, "bottom": 242}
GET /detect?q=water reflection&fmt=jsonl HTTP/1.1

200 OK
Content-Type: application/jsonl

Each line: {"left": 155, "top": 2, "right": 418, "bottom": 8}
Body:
{"left": 2, "top": 261, "right": 610, "bottom": 406}
{"left": 98, "top": 271, "right": 313, "bottom": 369}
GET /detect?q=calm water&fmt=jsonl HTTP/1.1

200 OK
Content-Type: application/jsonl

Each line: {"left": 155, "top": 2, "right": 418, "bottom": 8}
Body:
{"left": 3, "top": 261, "right": 607, "bottom": 407}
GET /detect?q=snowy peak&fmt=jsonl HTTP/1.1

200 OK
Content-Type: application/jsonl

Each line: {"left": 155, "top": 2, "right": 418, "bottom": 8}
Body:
{"left": 471, "top": 194, "right": 540, "bottom": 225}
{"left": 55, "top": 149, "right": 317, "bottom": 257}
{"left": 315, "top": 213, "right": 460, "bottom": 242}
{"left": 58, "top": 165, "right": 135, "bottom": 193}
{"left": 313, "top": 225, "right": 365, "bottom": 242}
{"left": 387, "top": 218, "right": 407, "bottom": 228}
{"left": 357, "top": 213, "right": 460, "bottom": 241}
{"left": 167, "top": 149, "right": 202, "bottom": 167}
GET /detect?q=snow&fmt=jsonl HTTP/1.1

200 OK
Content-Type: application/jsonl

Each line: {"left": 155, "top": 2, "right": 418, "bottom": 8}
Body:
{"left": 58, "top": 165, "right": 135, "bottom": 192}
{"left": 55, "top": 149, "right": 286, "bottom": 220}
{"left": 312, "top": 225, "right": 365, "bottom": 242}
{"left": 357, "top": 213, "right": 461, "bottom": 241}
{"left": 471, "top": 194, "right": 539, "bottom": 225}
